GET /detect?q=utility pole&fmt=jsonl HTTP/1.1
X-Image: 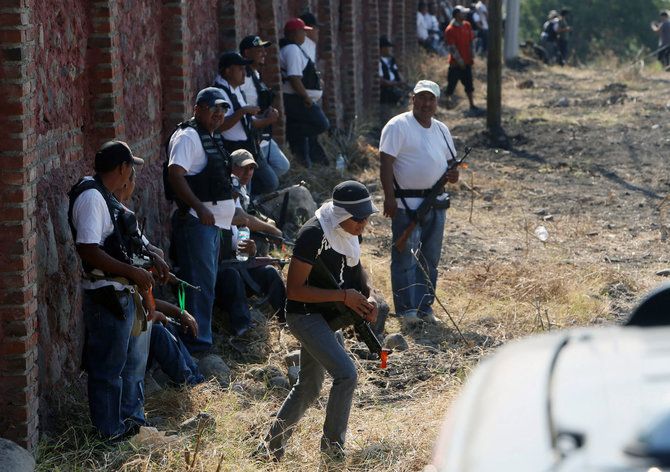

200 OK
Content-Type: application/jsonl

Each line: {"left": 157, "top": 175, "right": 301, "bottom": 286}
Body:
{"left": 504, "top": 0, "right": 520, "bottom": 61}
{"left": 486, "top": 0, "right": 506, "bottom": 143}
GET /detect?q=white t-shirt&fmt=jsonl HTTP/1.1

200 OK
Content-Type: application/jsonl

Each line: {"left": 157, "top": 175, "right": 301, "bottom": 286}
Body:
{"left": 71, "top": 177, "right": 132, "bottom": 290}
{"left": 425, "top": 12, "right": 440, "bottom": 39}
{"left": 417, "top": 12, "right": 428, "bottom": 41}
{"left": 213, "top": 75, "right": 248, "bottom": 142}
{"left": 302, "top": 36, "right": 317, "bottom": 62}
{"left": 167, "top": 126, "right": 235, "bottom": 229}
{"left": 280, "top": 43, "right": 323, "bottom": 101}
{"left": 240, "top": 72, "right": 259, "bottom": 108}
{"left": 475, "top": 2, "right": 489, "bottom": 30}
{"left": 379, "top": 111, "right": 456, "bottom": 210}
{"left": 379, "top": 56, "right": 398, "bottom": 81}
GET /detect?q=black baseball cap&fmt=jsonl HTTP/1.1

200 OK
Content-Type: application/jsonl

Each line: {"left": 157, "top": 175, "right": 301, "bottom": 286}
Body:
{"left": 380, "top": 36, "right": 394, "bottom": 48}
{"left": 299, "top": 12, "right": 323, "bottom": 27}
{"left": 218, "top": 51, "right": 252, "bottom": 72}
{"left": 239, "top": 35, "right": 272, "bottom": 54}
{"left": 194, "top": 87, "right": 230, "bottom": 108}
{"left": 94, "top": 141, "right": 144, "bottom": 173}
{"left": 332, "top": 181, "right": 379, "bottom": 219}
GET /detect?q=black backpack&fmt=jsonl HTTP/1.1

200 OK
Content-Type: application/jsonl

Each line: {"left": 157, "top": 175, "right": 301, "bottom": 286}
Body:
{"left": 467, "top": 10, "right": 480, "bottom": 31}
{"left": 542, "top": 20, "right": 557, "bottom": 42}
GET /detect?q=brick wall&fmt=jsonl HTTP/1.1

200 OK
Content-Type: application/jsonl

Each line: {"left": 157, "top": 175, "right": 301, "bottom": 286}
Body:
{"left": 0, "top": 0, "right": 417, "bottom": 452}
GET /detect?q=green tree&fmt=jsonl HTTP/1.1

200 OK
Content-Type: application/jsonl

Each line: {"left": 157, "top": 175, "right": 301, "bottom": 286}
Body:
{"left": 519, "top": 0, "right": 669, "bottom": 62}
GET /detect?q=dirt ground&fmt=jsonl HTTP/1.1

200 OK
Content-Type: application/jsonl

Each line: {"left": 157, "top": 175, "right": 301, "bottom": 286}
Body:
{"left": 37, "top": 56, "right": 670, "bottom": 471}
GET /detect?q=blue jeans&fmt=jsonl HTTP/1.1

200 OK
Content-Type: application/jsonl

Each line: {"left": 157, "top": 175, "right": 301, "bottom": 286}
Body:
{"left": 83, "top": 289, "right": 148, "bottom": 437}
{"left": 251, "top": 139, "right": 291, "bottom": 195}
{"left": 267, "top": 312, "right": 357, "bottom": 453}
{"left": 215, "top": 266, "right": 252, "bottom": 336}
{"left": 148, "top": 323, "right": 205, "bottom": 385}
{"left": 172, "top": 214, "right": 220, "bottom": 352}
{"left": 390, "top": 208, "right": 446, "bottom": 316}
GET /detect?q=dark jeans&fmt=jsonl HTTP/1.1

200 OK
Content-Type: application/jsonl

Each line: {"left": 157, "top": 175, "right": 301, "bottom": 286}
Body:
{"left": 215, "top": 266, "right": 253, "bottom": 336}
{"left": 148, "top": 323, "right": 205, "bottom": 385}
{"left": 172, "top": 214, "right": 220, "bottom": 352}
{"left": 267, "top": 311, "right": 357, "bottom": 455}
{"left": 446, "top": 64, "right": 474, "bottom": 96}
{"left": 283, "top": 93, "right": 330, "bottom": 165}
{"left": 83, "top": 289, "right": 148, "bottom": 437}
{"left": 248, "top": 265, "right": 287, "bottom": 322}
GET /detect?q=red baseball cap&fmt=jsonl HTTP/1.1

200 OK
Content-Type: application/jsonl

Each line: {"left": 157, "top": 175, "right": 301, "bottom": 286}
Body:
{"left": 285, "top": 18, "right": 312, "bottom": 31}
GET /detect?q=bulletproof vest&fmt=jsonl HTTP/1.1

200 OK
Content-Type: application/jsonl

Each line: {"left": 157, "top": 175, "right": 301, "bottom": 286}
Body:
{"left": 68, "top": 176, "right": 143, "bottom": 274}
{"left": 246, "top": 66, "right": 276, "bottom": 113}
{"left": 380, "top": 56, "right": 400, "bottom": 81}
{"left": 279, "top": 39, "right": 321, "bottom": 91}
{"left": 164, "top": 119, "right": 233, "bottom": 207}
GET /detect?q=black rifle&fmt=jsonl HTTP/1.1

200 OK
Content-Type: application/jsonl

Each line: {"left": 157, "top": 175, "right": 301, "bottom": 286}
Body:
{"left": 249, "top": 181, "right": 307, "bottom": 230}
{"left": 393, "top": 147, "right": 471, "bottom": 252}
{"left": 251, "top": 230, "right": 296, "bottom": 247}
{"left": 309, "top": 258, "right": 383, "bottom": 358}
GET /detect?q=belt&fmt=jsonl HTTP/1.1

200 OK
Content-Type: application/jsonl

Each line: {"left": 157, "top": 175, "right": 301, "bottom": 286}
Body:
{"left": 394, "top": 188, "right": 434, "bottom": 198}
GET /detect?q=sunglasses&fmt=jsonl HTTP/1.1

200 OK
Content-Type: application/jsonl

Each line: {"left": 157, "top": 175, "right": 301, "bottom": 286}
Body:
{"left": 350, "top": 215, "right": 369, "bottom": 223}
{"left": 208, "top": 103, "right": 230, "bottom": 113}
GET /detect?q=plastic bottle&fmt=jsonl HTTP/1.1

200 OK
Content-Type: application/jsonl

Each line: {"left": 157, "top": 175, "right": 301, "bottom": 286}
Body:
{"left": 534, "top": 225, "right": 548, "bottom": 242}
{"left": 237, "top": 226, "right": 250, "bottom": 261}
{"left": 335, "top": 153, "right": 345, "bottom": 174}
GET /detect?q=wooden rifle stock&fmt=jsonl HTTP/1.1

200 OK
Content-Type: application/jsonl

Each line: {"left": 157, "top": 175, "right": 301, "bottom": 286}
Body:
{"left": 391, "top": 147, "right": 471, "bottom": 253}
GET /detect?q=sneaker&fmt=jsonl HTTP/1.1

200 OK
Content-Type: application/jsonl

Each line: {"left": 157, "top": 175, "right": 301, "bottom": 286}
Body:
{"left": 252, "top": 441, "right": 284, "bottom": 462}
{"left": 402, "top": 310, "right": 421, "bottom": 328}
{"left": 419, "top": 313, "right": 438, "bottom": 324}
{"left": 320, "top": 436, "right": 345, "bottom": 460}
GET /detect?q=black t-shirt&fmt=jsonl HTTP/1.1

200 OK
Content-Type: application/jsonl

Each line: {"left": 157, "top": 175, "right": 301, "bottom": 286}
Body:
{"left": 286, "top": 216, "right": 364, "bottom": 315}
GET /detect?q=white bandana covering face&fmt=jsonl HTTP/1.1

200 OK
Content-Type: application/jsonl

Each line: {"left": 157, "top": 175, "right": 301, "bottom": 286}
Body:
{"left": 315, "top": 201, "right": 361, "bottom": 267}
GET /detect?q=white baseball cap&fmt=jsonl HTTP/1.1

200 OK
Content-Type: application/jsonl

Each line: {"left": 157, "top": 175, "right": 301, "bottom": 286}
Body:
{"left": 413, "top": 80, "right": 440, "bottom": 98}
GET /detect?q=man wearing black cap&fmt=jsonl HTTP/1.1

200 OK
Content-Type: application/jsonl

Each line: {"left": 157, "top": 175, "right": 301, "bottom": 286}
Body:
{"left": 213, "top": 52, "right": 261, "bottom": 160}
{"left": 379, "top": 36, "right": 409, "bottom": 105}
{"left": 260, "top": 180, "right": 379, "bottom": 461}
{"left": 68, "top": 140, "right": 164, "bottom": 439}
{"left": 298, "top": 12, "right": 322, "bottom": 62}
{"left": 279, "top": 17, "right": 330, "bottom": 167}
{"left": 239, "top": 35, "right": 291, "bottom": 194}
{"left": 167, "top": 87, "right": 236, "bottom": 353}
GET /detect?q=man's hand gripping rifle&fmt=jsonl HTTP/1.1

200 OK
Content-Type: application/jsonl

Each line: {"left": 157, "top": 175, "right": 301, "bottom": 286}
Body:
{"left": 393, "top": 147, "right": 471, "bottom": 253}
{"left": 310, "top": 258, "right": 385, "bottom": 359}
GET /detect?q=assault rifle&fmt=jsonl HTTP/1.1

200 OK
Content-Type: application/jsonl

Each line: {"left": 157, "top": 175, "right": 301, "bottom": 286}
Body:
{"left": 250, "top": 180, "right": 306, "bottom": 207}
{"left": 393, "top": 147, "right": 471, "bottom": 253}
{"left": 310, "top": 258, "right": 384, "bottom": 358}
{"left": 251, "top": 230, "right": 296, "bottom": 247}
{"left": 131, "top": 254, "right": 202, "bottom": 293}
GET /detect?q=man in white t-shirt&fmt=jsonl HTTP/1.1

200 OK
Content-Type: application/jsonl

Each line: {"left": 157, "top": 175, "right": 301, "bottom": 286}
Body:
{"left": 299, "top": 12, "right": 322, "bottom": 62}
{"left": 239, "top": 35, "right": 291, "bottom": 194}
{"left": 379, "top": 80, "right": 459, "bottom": 327}
{"left": 279, "top": 17, "right": 330, "bottom": 167}
{"left": 69, "top": 140, "right": 164, "bottom": 439}
{"left": 167, "top": 87, "right": 236, "bottom": 352}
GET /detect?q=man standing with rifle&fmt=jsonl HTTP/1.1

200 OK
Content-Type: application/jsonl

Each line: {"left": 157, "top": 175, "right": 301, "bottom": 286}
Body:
{"left": 379, "top": 80, "right": 460, "bottom": 327}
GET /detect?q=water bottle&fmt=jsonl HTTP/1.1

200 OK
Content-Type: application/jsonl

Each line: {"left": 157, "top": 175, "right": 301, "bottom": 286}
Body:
{"left": 237, "top": 226, "right": 250, "bottom": 261}
{"left": 534, "top": 225, "right": 549, "bottom": 242}
{"left": 335, "top": 153, "right": 345, "bottom": 174}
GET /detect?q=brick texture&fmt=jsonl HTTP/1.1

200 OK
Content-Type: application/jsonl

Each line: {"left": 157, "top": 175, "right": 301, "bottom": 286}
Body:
{"left": 0, "top": 0, "right": 417, "bottom": 453}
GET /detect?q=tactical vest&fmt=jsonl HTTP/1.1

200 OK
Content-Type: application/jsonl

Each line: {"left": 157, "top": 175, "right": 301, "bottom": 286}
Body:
{"left": 68, "top": 176, "right": 142, "bottom": 274}
{"left": 380, "top": 56, "right": 401, "bottom": 82}
{"left": 246, "top": 65, "right": 276, "bottom": 113}
{"left": 279, "top": 39, "right": 321, "bottom": 91}
{"left": 164, "top": 119, "right": 233, "bottom": 207}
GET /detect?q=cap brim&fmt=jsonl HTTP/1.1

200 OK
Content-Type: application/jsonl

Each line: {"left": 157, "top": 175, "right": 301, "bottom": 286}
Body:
{"left": 238, "top": 159, "right": 258, "bottom": 168}
{"left": 304, "top": 25, "right": 313, "bottom": 30}
{"left": 213, "top": 98, "right": 231, "bottom": 108}
{"left": 336, "top": 200, "right": 379, "bottom": 219}
{"left": 413, "top": 87, "right": 439, "bottom": 98}
{"left": 260, "top": 40, "right": 272, "bottom": 47}
{"left": 131, "top": 156, "right": 145, "bottom": 166}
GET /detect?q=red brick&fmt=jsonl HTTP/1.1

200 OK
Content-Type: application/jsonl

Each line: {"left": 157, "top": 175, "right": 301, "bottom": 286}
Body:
{"left": 3, "top": 332, "right": 38, "bottom": 357}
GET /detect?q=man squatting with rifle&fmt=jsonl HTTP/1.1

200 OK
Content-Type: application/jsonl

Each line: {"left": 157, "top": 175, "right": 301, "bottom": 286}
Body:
{"left": 68, "top": 141, "right": 169, "bottom": 439}
{"left": 259, "top": 181, "right": 379, "bottom": 460}
{"left": 380, "top": 80, "right": 460, "bottom": 327}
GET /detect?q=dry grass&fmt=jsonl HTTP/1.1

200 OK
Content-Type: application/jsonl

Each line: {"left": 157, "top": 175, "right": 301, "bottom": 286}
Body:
{"left": 36, "top": 53, "right": 668, "bottom": 470}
